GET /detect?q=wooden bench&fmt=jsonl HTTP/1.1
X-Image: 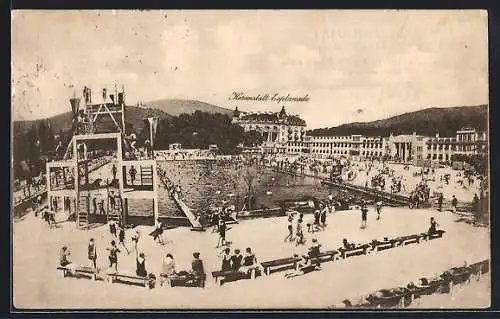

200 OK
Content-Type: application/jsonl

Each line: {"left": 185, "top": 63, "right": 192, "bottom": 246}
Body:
{"left": 57, "top": 265, "right": 97, "bottom": 280}
{"left": 261, "top": 256, "right": 301, "bottom": 275}
{"left": 211, "top": 268, "right": 261, "bottom": 286}
{"left": 393, "top": 234, "right": 421, "bottom": 246}
{"left": 366, "top": 288, "right": 414, "bottom": 308}
{"left": 166, "top": 274, "right": 206, "bottom": 288}
{"left": 442, "top": 266, "right": 473, "bottom": 285}
{"left": 370, "top": 240, "right": 396, "bottom": 252}
{"left": 420, "top": 230, "right": 446, "bottom": 241}
{"left": 109, "top": 272, "right": 149, "bottom": 288}
{"left": 339, "top": 244, "right": 370, "bottom": 259}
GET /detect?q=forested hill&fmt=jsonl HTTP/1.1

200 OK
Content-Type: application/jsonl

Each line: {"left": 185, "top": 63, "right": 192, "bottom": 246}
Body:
{"left": 308, "top": 105, "right": 488, "bottom": 137}
{"left": 144, "top": 98, "right": 234, "bottom": 117}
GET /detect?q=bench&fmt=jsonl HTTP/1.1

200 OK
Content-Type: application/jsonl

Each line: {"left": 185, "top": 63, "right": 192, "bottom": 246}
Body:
{"left": 420, "top": 230, "right": 446, "bottom": 241}
{"left": 109, "top": 272, "right": 149, "bottom": 288}
{"left": 393, "top": 234, "right": 421, "bottom": 246}
{"left": 442, "top": 267, "right": 473, "bottom": 285}
{"left": 261, "top": 256, "right": 301, "bottom": 275}
{"left": 57, "top": 265, "right": 97, "bottom": 280}
{"left": 211, "top": 268, "right": 261, "bottom": 285}
{"left": 164, "top": 273, "right": 206, "bottom": 288}
{"left": 339, "top": 244, "right": 370, "bottom": 259}
{"left": 370, "top": 240, "right": 396, "bottom": 252}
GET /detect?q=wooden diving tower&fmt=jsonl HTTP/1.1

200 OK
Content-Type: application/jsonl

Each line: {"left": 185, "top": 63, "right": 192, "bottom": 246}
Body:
{"left": 46, "top": 84, "right": 159, "bottom": 229}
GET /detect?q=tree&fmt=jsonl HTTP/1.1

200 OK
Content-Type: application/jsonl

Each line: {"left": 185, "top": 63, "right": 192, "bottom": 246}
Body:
{"left": 243, "top": 130, "right": 264, "bottom": 147}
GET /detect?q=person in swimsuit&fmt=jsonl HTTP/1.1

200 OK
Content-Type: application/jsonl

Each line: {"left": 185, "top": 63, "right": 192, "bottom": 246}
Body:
{"left": 296, "top": 218, "right": 305, "bottom": 246}
{"left": 320, "top": 208, "right": 327, "bottom": 228}
{"left": 375, "top": 201, "right": 383, "bottom": 221}
{"left": 218, "top": 247, "right": 232, "bottom": 272}
{"left": 153, "top": 218, "right": 164, "bottom": 244}
{"left": 284, "top": 214, "right": 294, "bottom": 242}
{"left": 118, "top": 225, "right": 129, "bottom": 254}
{"left": 106, "top": 240, "right": 121, "bottom": 272}
{"left": 217, "top": 219, "right": 227, "bottom": 248}
{"left": 109, "top": 220, "right": 117, "bottom": 238}
{"left": 230, "top": 249, "right": 243, "bottom": 271}
{"left": 131, "top": 229, "right": 140, "bottom": 253}
{"left": 360, "top": 204, "right": 368, "bottom": 229}
{"left": 135, "top": 250, "right": 147, "bottom": 277}
{"left": 88, "top": 238, "right": 97, "bottom": 269}
{"left": 428, "top": 217, "right": 439, "bottom": 235}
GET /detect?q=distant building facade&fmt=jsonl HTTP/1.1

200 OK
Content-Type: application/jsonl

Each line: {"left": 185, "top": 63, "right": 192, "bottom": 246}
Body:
{"left": 306, "top": 127, "right": 488, "bottom": 164}
{"left": 232, "top": 106, "right": 307, "bottom": 154}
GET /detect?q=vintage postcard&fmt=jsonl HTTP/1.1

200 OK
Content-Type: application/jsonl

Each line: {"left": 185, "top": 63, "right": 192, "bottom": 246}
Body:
{"left": 11, "top": 10, "right": 489, "bottom": 309}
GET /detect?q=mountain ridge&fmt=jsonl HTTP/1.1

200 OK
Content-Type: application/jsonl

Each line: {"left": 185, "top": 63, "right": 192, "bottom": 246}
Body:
{"left": 308, "top": 105, "right": 488, "bottom": 137}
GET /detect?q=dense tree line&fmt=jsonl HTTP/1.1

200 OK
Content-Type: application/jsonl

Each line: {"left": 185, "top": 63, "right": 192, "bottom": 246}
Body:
{"left": 13, "top": 120, "right": 56, "bottom": 179}
{"left": 451, "top": 153, "right": 489, "bottom": 176}
{"left": 154, "top": 111, "right": 261, "bottom": 154}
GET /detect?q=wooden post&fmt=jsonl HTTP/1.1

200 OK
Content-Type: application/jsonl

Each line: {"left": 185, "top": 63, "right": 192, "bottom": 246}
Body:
{"left": 153, "top": 160, "right": 159, "bottom": 223}
{"left": 123, "top": 198, "right": 128, "bottom": 226}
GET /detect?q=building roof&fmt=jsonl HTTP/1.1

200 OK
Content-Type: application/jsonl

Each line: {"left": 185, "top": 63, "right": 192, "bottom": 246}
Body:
{"left": 237, "top": 107, "right": 306, "bottom": 126}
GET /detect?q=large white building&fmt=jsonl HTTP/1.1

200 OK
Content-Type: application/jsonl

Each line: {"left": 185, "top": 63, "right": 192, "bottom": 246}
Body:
{"left": 232, "top": 106, "right": 307, "bottom": 154}
{"left": 305, "top": 127, "right": 488, "bottom": 165}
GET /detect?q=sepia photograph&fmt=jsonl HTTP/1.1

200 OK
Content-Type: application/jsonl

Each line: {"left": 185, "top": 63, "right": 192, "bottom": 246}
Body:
{"left": 11, "top": 10, "right": 489, "bottom": 309}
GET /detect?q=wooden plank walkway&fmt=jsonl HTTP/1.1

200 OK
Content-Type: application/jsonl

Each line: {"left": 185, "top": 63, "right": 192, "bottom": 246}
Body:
{"left": 171, "top": 192, "right": 202, "bottom": 228}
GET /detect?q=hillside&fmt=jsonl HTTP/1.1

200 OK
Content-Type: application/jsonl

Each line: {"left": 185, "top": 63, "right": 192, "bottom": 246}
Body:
{"left": 144, "top": 98, "right": 234, "bottom": 117}
{"left": 308, "top": 105, "right": 488, "bottom": 137}
{"left": 13, "top": 106, "right": 172, "bottom": 137}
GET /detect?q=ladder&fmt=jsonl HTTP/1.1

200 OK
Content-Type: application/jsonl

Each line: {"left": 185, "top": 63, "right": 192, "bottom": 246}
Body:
{"left": 77, "top": 194, "right": 90, "bottom": 229}
{"left": 140, "top": 165, "right": 153, "bottom": 186}
{"left": 106, "top": 193, "right": 123, "bottom": 224}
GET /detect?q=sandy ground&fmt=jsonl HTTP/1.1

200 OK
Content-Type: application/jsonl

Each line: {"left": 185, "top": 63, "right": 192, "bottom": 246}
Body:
{"left": 303, "top": 161, "right": 480, "bottom": 203}
{"left": 12, "top": 203, "right": 489, "bottom": 309}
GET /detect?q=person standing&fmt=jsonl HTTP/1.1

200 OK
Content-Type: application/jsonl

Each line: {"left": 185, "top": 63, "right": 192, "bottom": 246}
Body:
{"left": 109, "top": 220, "right": 117, "bottom": 238}
{"left": 375, "top": 201, "right": 383, "bottom": 221}
{"left": 118, "top": 224, "right": 129, "bottom": 254}
{"left": 112, "top": 164, "right": 117, "bottom": 180}
{"left": 216, "top": 219, "right": 227, "bottom": 248}
{"left": 106, "top": 240, "right": 121, "bottom": 272}
{"left": 296, "top": 218, "right": 305, "bottom": 246}
{"left": 320, "top": 207, "right": 327, "bottom": 228}
{"left": 129, "top": 166, "right": 137, "bottom": 186}
{"left": 451, "top": 195, "right": 458, "bottom": 213}
{"left": 88, "top": 238, "right": 97, "bottom": 269}
{"left": 131, "top": 229, "right": 140, "bottom": 253}
{"left": 437, "top": 193, "right": 444, "bottom": 212}
{"left": 153, "top": 218, "right": 164, "bottom": 244}
{"left": 284, "top": 214, "right": 294, "bottom": 242}
{"left": 472, "top": 193, "right": 480, "bottom": 213}
{"left": 361, "top": 204, "right": 368, "bottom": 229}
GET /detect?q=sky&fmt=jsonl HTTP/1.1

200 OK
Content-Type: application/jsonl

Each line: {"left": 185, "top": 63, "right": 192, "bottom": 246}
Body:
{"left": 12, "top": 10, "right": 488, "bottom": 129}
